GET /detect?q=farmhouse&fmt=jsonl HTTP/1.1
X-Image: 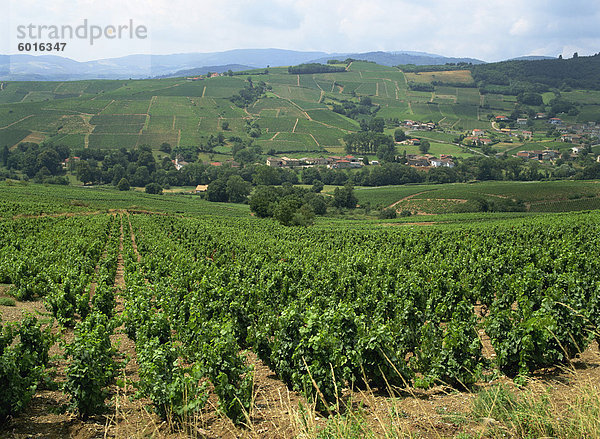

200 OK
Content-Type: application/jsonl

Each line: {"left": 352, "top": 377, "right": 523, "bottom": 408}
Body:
{"left": 495, "top": 115, "right": 509, "bottom": 122}
{"left": 430, "top": 158, "right": 455, "bottom": 168}
{"left": 542, "top": 150, "right": 559, "bottom": 160}
{"left": 279, "top": 157, "right": 302, "bottom": 167}
{"left": 172, "top": 157, "right": 189, "bottom": 171}
{"left": 517, "top": 118, "right": 528, "bottom": 126}
{"left": 195, "top": 184, "right": 208, "bottom": 193}
{"left": 304, "top": 157, "right": 328, "bottom": 166}
{"left": 406, "top": 155, "right": 430, "bottom": 167}
{"left": 266, "top": 157, "right": 283, "bottom": 167}
{"left": 327, "top": 155, "right": 362, "bottom": 169}
{"left": 516, "top": 150, "right": 559, "bottom": 161}
{"left": 561, "top": 134, "right": 582, "bottom": 143}
{"left": 472, "top": 129, "right": 485, "bottom": 137}
{"left": 549, "top": 117, "right": 563, "bottom": 125}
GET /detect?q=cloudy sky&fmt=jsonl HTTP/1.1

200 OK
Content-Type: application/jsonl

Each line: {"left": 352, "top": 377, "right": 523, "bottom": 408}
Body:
{"left": 2, "top": 0, "right": 599, "bottom": 62}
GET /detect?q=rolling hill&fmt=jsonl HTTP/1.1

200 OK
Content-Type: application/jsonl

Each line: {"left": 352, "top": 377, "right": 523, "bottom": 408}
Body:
{"left": 2, "top": 55, "right": 600, "bottom": 162}
{"left": 0, "top": 49, "right": 484, "bottom": 81}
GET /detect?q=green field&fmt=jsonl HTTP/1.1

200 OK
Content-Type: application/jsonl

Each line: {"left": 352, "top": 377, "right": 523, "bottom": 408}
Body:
{"left": 354, "top": 180, "right": 600, "bottom": 213}
{"left": 3, "top": 60, "right": 600, "bottom": 167}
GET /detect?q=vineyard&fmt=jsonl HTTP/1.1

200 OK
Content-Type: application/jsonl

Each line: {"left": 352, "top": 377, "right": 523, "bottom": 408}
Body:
{"left": 1, "top": 180, "right": 600, "bottom": 437}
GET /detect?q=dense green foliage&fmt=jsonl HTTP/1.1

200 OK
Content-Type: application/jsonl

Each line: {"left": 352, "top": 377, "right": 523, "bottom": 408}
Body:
{"left": 230, "top": 78, "right": 268, "bottom": 108}
{"left": 64, "top": 312, "right": 118, "bottom": 419}
{"left": 0, "top": 314, "right": 53, "bottom": 421}
{"left": 471, "top": 53, "right": 600, "bottom": 91}
{"left": 2, "top": 183, "right": 600, "bottom": 423}
{"left": 121, "top": 209, "right": 600, "bottom": 410}
{"left": 288, "top": 63, "right": 346, "bottom": 74}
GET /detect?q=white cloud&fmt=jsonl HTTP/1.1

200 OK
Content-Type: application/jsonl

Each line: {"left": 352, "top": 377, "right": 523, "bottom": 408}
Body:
{"left": 5, "top": 0, "right": 600, "bottom": 62}
{"left": 510, "top": 19, "right": 532, "bottom": 36}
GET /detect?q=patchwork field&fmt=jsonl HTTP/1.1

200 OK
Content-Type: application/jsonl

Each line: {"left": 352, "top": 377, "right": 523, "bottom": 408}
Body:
{"left": 356, "top": 180, "right": 600, "bottom": 213}
{"left": 2, "top": 60, "right": 600, "bottom": 162}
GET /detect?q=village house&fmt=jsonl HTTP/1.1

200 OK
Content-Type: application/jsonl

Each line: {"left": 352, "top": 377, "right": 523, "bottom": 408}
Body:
{"left": 280, "top": 157, "right": 302, "bottom": 167}
{"left": 63, "top": 156, "right": 81, "bottom": 170}
{"left": 535, "top": 113, "right": 547, "bottom": 119}
{"left": 517, "top": 118, "right": 528, "bottom": 126}
{"left": 549, "top": 117, "right": 563, "bottom": 125}
{"left": 472, "top": 129, "right": 485, "bottom": 137}
{"left": 542, "top": 150, "right": 559, "bottom": 160}
{"left": 402, "top": 120, "right": 435, "bottom": 130}
{"left": 522, "top": 131, "right": 533, "bottom": 139}
{"left": 571, "top": 146, "right": 586, "bottom": 155}
{"left": 406, "top": 154, "right": 430, "bottom": 167}
{"left": 561, "top": 134, "right": 582, "bottom": 143}
{"left": 495, "top": 115, "right": 509, "bottom": 122}
{"left": 195, "top": 184, "right": 208, "bottom": 194}
{"left": 327, "top": 155, "right": 362, "bottom": 169}
{"left": 430, "top": 157, "right": 455, "bottom": 168}
{"left": 266, "top": 157, "right": 283, "bottom": 167}
{"left": 304, "top": 157, "right": 328, "bottom": 166}
{"left": 172, "top": 157, "right": 189, "bottom": 171}
{"left": 516, "top": 150, "right": 559, "bottom": 161}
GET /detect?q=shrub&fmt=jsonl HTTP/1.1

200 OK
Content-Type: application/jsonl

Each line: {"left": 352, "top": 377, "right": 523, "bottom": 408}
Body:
{"left": 64, "top": 312, "right": 117, "bottom": 419}
{"left": 378, "top": 208, "right": 397, "bottom": 219}
{"left": 0, "top": 314, "right": 53, "bottom": 421}
{"left": 117, "top": 178, "right": 130, "bottom": 191}
{"left": 145, "top": 183, "right": 163, "bottom": 195}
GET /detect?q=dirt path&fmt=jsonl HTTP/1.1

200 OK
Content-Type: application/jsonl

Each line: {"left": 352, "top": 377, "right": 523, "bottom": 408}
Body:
{"left": 270, "top": 92, "right": 312, "bottom": 120}
{"left": 292, "top": 118, "right": 298, "bottom": 133}
{"left": 127, "top": 212, "right": 142, "bottom": 263}
{"left": 0, "top": 114, "right": 33, "bottom": 130}
{"left": 103, "top": 213, "right": 159, "bottom": 438}
{"left": 202, "top": 86, "right": 206, "bottom": 98}
{"left": 387, "top": 191, "right": 429, "bottom": 209}
{"left": 309, "top": 133, "right": 320, "bottom": 148}
{"left": 89, "top": 217, "right": 112, "bottom": 301}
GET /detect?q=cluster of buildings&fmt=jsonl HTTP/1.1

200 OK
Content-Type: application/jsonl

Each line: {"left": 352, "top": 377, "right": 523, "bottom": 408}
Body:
{"left": 402, "top": 120, "right": 436, "bottom": 131}
{"left": 405, "top": 154, "right": 455, "bottom": 168}
{"left": 266, "top": 155, "right": 368, "bottom": 169}
{"left": 515, "top": 150, "right": 560, "bottom": 161}
{"left": 463, "top": 129, "right": 494, "bottom": 146}
{"left": 186, "top": 72, "right": 221, "bottom": 81}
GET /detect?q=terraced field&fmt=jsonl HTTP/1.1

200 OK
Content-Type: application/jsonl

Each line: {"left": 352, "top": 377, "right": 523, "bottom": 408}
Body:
{"left": 2, "top": 61, "right": 600, "bottom": 161}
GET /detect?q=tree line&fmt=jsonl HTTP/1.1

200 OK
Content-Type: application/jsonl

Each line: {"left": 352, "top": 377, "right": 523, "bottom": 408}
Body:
{"left": 288, "top": 63, "right": 346, "bottom": 74}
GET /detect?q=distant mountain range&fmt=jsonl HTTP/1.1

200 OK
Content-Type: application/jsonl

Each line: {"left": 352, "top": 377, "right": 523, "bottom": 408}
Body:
{"left": 310, "top": 50, "right": 484, "bottom": 66}
{"left": 0, "top": 49, "right": 550, "bottom": 81}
